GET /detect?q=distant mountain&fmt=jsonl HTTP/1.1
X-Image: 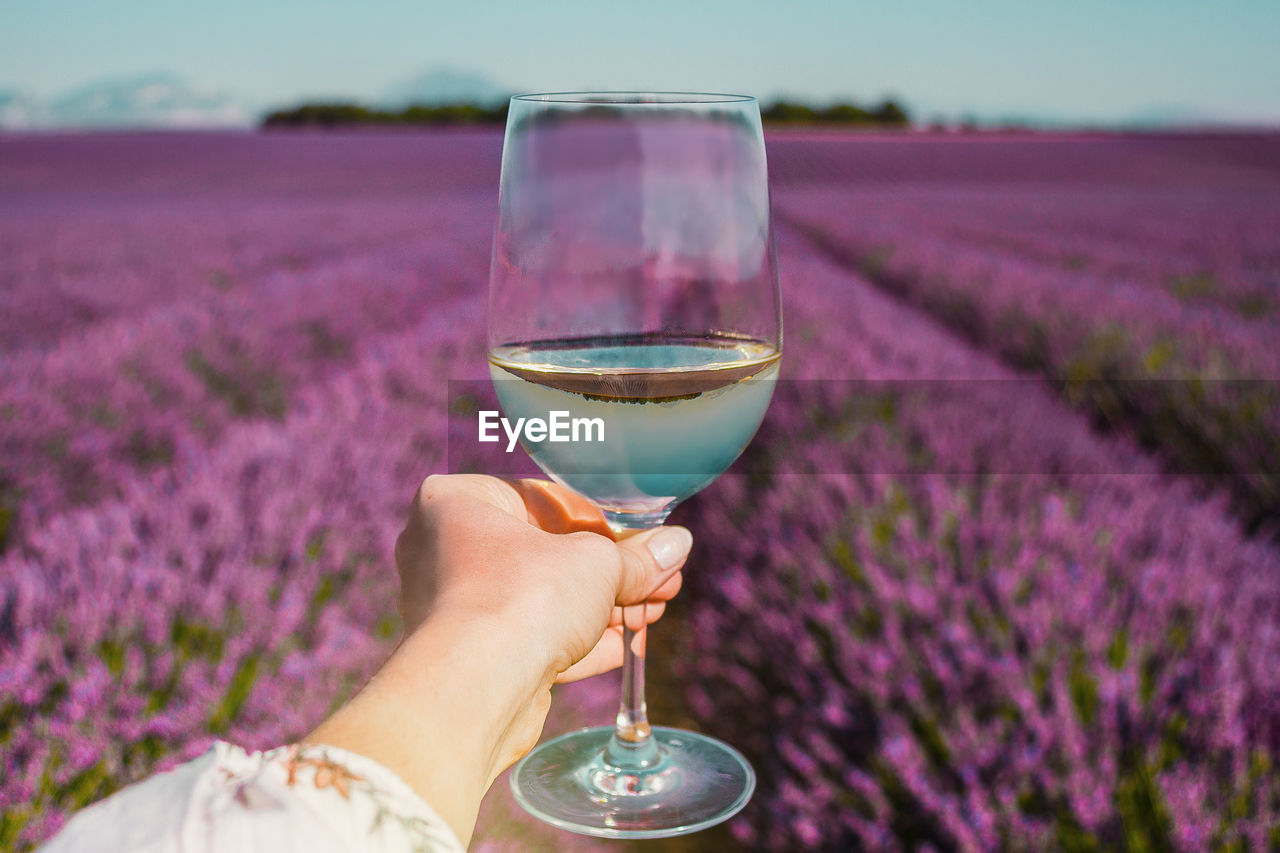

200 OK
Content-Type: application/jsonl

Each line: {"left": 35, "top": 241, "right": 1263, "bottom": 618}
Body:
{"left": 0, "top": 73, "right": 254, "bottom": 130}
{"left": 381, "top": 67, "right": 511, "bottom": 108}
{"left": 907, "top": 100, "right": 1280, "bottom": 132}
{"left": 1122, "top": 103, "right": 1280, "bottom": 130}
{"left": 0, "top": 91, "right": 50, "bottom": 129}
{"left": 49, "top": 73, "right": 253, "bottom": 128}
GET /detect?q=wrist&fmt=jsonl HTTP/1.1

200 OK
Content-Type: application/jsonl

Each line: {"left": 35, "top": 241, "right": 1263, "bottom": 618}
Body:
{"left": 429, "top": 587, "right": 567, "bottom": 684}
{"left": 308, "top": 608, "right": 550, "bottom": 846}
{"left": 402, "top": 608, "right": 552, "bottom": 779}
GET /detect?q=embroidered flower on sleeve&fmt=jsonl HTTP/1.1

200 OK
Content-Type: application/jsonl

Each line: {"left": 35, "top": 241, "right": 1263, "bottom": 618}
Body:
{"left": 279, "top": 744, "right": 365, "bottom": 799}
{"left": 213, "top": 742, "right": 460, "bottom": 851}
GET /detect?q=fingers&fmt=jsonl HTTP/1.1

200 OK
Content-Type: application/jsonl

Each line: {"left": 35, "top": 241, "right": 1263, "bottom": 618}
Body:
{"left": 508, "top": 479, "right": 612, "bottom": 537}
{"left": 609, "top": 600, "right": 667, "bottom": 629}
{"left": 560, "top": 582, "right": 683, "bottom": 684}
{"left": 557, "top": 628, "right": 625, "bottom": 683}
{"left": 613, "top": 526, "right": 693, "bottom": 605}
{"left": 650, "top": 570, "right": 683, "bottom": 602}
{"left": 556, "top": 624, "right": 649, "bottom": 684}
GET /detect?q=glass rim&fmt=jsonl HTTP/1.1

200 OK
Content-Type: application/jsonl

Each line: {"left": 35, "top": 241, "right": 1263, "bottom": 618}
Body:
{"left": 510, "top": 91, "right": 756, "bottom": 106}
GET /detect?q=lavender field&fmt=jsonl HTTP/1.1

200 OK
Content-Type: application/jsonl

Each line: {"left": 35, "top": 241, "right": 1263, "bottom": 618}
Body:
{"left": 2, "top": 130, "right": 1279, "bottom": 851}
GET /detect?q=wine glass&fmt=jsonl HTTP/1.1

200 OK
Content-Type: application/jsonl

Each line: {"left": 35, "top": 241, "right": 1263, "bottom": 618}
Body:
{"left": 488, "top": 92, "right": 781, "bottom": 838}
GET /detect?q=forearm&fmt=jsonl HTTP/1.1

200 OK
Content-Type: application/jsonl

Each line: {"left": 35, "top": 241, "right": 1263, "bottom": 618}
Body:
{"left": 307, "top": 612, "right": 549, "bottom": 848}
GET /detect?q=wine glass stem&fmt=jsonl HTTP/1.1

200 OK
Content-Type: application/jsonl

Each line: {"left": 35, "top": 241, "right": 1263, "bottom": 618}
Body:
{"left": 606, "top": 601, "right": 660, "bottom": 768}
{"left": 605, "top": 519, "right": 666, "bottom": 770}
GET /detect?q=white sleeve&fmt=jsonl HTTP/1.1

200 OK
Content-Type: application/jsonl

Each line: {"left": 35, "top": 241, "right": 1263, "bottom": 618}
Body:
{"left": 40, "top": 741, "right": 466, "bottom": 853}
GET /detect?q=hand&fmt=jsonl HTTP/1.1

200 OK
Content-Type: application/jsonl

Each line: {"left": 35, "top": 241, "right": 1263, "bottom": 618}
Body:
{"left": 309, "top": 474, "right": 693, "bottom": 847}
{"left": 395, "top": 474, "right": 691, "bottom": 683}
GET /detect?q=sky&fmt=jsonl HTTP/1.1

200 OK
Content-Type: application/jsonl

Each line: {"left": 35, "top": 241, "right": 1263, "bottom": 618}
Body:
{"left": 2, "top": 0, "right": 1278, "bottom": 125}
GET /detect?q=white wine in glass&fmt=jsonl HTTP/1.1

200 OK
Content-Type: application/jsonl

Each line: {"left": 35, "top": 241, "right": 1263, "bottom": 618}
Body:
{"left": 489, "top": 92, "right": 781, "bottom": 838}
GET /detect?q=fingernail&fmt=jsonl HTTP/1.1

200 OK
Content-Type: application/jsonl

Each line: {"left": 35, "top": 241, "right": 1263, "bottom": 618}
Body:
{"left": 646, "top": 526, "right": 692, "bottom": 570}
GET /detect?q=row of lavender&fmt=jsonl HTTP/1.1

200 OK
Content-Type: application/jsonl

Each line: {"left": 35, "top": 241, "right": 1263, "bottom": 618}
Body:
{"left": 767, "top": 135, "right": 1280, "bottom": 327}
{"left": 0, "top": 132, "right": 505, "bottom": 357}
{"left": 0, "top": 193, "right": 492, "bottom": 530}
{"left": 676, "top": 237, "right": 1279, "bottom": 850}
{"left": 4, "top": 133, "right": 1279, "bottom": 851}
{"left": 768, "top": 137, "right": 1280, "bottom": 527}
{"left": 0, "top": 143, "right": 611, "bottom": 848}
{"left": 0, "top": 293, "right": 612, "bottom": 850}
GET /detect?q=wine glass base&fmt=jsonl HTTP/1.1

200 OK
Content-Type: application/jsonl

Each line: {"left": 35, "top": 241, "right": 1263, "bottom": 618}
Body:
{"left": 509, "top": 725, "right": 755, "bottom": 839}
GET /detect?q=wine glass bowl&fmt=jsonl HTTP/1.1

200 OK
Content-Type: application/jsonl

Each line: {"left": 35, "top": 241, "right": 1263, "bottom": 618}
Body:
{"left": 488, "top": 91, "right": 780, "bottom": 837}
{"left": 489, "top": 333, "right": 779, "bottom": 525}
{"left": 489, "top": 93, "right": 779, "bottom": 362}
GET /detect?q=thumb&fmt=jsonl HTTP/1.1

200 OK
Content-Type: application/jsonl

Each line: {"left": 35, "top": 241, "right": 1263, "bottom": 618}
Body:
{"left": 614, "top": 526, "right": 693, "bottom": 605}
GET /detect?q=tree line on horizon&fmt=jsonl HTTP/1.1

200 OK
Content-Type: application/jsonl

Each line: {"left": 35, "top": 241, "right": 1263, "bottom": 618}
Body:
{"left": 260, "top": 98, "right": 910, "bottom": 129}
